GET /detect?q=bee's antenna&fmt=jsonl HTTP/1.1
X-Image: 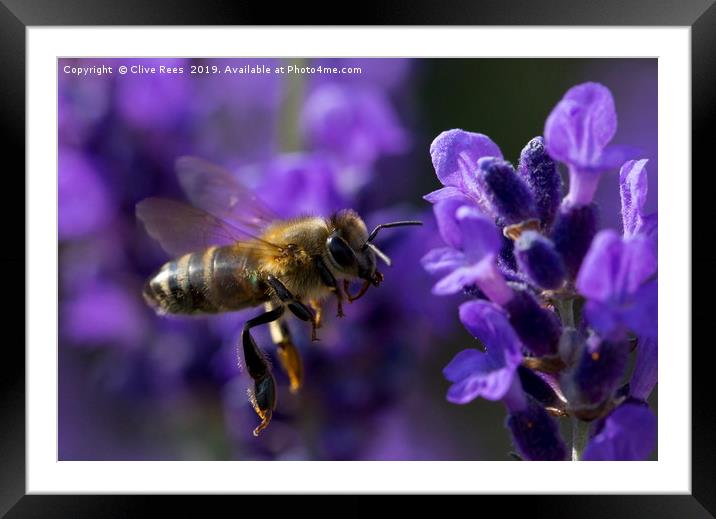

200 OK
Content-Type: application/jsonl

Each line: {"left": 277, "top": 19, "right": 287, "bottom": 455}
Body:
{"left": 364, "top": 220, "right": 423, "bottom": 246}
{"left": 360, "top": 220, "right": 421, "bottom": 267}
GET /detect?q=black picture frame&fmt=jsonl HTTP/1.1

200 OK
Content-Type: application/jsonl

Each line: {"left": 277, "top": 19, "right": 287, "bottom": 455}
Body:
{"left": 2, "top": 1, "right": 712, "bottom": 516}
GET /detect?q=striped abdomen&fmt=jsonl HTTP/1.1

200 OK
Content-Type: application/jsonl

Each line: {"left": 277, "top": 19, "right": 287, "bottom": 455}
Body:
{"left": 143, "top": 246, "right": 269, "bottom": 315}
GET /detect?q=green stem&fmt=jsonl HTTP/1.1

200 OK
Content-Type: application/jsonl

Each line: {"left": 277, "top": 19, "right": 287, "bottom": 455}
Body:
{"left": 278, "top": 58, "right": 305, "bottom": 153}
{"left": 555, "top": 297, "right": 575, "bottom": 328}
{"left": 571, "top": 417, "right": 590, "bottom": 461}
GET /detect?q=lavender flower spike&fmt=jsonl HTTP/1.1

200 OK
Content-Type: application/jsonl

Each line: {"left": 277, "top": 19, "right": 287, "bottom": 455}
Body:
{"left": 422, "top": 203, "right": 513, "bottom": 305}
{"left": 576, "top": 230, "right": 657, "bottom": 340}
{"left": 545, "top": 82, "right": 633, "bottom": 206}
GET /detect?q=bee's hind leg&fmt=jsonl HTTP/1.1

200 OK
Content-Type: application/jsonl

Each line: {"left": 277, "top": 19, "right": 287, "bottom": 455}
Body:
{"left": 309, "top": 299, "right": 323, "bottom": 330}
{"left": 242, "top": 305, "right": 285, "bottom": 436}
{"left": 267, "top": 310, "right": 304, "bottom": 394}
{"left": 265, "top": 275, "right": 319, "bottom": 341}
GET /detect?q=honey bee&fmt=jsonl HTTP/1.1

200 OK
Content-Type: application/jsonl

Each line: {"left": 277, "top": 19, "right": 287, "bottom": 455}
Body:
{"left": 137, "top": 157, "right": 421, "bottom": 436}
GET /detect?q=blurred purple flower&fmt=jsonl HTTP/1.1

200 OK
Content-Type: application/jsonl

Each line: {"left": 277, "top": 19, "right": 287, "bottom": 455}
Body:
{"left": 301, "top": 83, "right": 408, "bottom": 167}
{"left": 190, "top": 59, "right": 283, "bottom": 167}
{"left": 255, "top": 153, "right": 347, "bottom": 217}
{"left": 443, "top": 300, "right": 523, "bottom": 404}
{"left": 58, "top": 147, "right": 114, "bottom": 239}
{"left": 583, "top": 400, "right": 656, "bottom": 460}
{"left": 576, "top": 230, "right": 657, "bottom": 340}
{"left": 115, "top": 59, "right": 193, "bottom": 129}
{"left": 58, "top": 63, "right": 112, "bottom": 146}
{"left": 545, "top": 82, "right": 635, "bottom": 206}
{"left": 62, "top": 281, "right": 147, "bottom": 348}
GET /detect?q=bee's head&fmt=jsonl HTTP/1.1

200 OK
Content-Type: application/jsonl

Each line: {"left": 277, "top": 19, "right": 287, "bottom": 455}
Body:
{"left": 327, "top": 210, "right": 422, "bottom": 289}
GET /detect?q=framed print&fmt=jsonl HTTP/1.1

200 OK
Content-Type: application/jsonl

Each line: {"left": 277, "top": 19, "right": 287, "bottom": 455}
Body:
{"left": 2, "top": 0, "right": 714, "bottom": 516}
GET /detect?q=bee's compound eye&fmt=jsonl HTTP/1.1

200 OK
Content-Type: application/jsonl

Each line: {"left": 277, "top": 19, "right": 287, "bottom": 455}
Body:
{"left": 327, "top": 235, "right": 357, "bottom": 269}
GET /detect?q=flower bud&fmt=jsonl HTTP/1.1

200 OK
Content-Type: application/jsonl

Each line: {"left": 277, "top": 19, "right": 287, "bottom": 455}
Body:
{"left": 504, "top": 287, "right": 561, "bottom": 357}
{"left": 476, "top": 157, "right": 537, "bottom": 226}
{"left": 550, "top": 202, "right": 598, "bottom": 279}
{"left": 561, "top": 335, "right": 629, "bottom": 413}
{"left": 518, "top": 137, "right": 562, "bottom": 229}
{"left": 517, "top": 366, "right": 563, "bottom": 410}
{"left": 514, "top": 231, "right": 566, "bottom": 290}
{"left": 498, "top": 234, "right": 518, "bottom": 274}
{"left": 506, "top": 396, "right": 567, "bottom": 460}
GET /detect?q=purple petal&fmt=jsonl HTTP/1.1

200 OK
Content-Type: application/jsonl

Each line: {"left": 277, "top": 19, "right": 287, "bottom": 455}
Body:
{"left": 421, "top": 247, "right": 466, "bottom": 275}
{"left": 445, "top": 366, "right": 518, "bottom": 403}
{"left": 583, "top": 279, "right": 657, "bottom": 340}
{"left": 456, "top": 205, "right": 502, "bottom": 262}
{"left": 630, "top": 337, "right": 658, "bottom": 400}
{"left": 576, "top": 230, "right": 656, "bottom": 302}
{"left": 444, "top": 349, "right": 489, "bottom": 382}
{"left": 430, "top": 129, "right": 502, "bottom": 187}
{"left": 582, "top": 300, "right": 622, "bottom": 339}
{"left": 544, "top": 82, "right": 617, "bottom": 170}
{"left": 641, "top": 213, "right": 659, "bottom": 250}
{"left": 620, "top": 159, "right": 653, "bottom": 238}
{"left": 432, "top": 262, "right": 492, "bottom": 295}
{"left": 423, "top": 186, "right": 474, "bottom": 205}
{"left": 622, "top": 280, "right": 658, "bottom": 339}
{"left": 458, "top": 300, "right": 523, "bottom": 364}
{"left": 587, "top": 144, "right": 640, "bottom": 172}
{"left": 433, "top": 198, "right": 469, "bottom": 249}
{"left": 576, "top": 230, "right": 623, "bottom": 301}
{"left": 583, "top": 402, "right": 657, "bottom": 460}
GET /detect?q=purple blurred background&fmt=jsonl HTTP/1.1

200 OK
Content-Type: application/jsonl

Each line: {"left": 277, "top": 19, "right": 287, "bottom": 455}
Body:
{"left": 58, "top": 58, "right": 656, "bottom": 460}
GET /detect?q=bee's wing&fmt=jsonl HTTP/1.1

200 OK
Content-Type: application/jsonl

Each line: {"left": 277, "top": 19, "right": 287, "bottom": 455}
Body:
{"left": 175, "top": 156, "right": 278, "bottom": 232}
{"left": 136, "top": 197, "right": 281, "bottom": 257}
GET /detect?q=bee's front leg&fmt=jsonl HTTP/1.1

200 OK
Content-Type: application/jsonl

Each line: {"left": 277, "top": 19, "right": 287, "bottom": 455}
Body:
{"left": 265, "top": 275, "right": 318, "bottom": 341}
{"left": 309, "top": 299, "right": 323, "bottom": 329}
{"left": 314, "top": 256, "right": 344, "bottom": 318}
{"left": 242, "top": 305, "right": 285, "bottom": 437}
